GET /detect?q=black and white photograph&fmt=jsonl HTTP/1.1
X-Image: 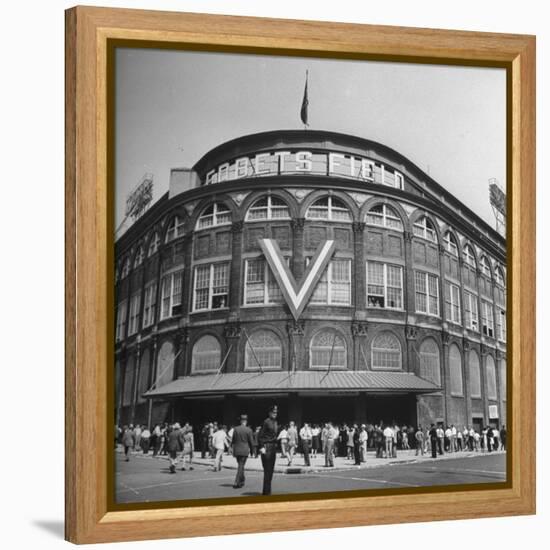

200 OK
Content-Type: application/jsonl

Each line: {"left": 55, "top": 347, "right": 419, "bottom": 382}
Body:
{"left": 113, "top": 48, "right": 507, "bottom": 504}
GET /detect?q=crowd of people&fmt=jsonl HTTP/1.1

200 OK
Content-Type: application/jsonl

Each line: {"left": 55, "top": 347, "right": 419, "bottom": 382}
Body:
{"left": 115, "top": 420, "right": 506, "bottom": 467}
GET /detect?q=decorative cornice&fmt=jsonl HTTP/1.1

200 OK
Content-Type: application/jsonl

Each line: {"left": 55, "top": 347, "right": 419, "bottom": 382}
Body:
{"left": 405, "top": 325, "right": 418, "bottom": 340}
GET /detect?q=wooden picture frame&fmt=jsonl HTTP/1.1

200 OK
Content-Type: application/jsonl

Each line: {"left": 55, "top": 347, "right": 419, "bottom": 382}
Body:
{"left": 65, "top": 5, "right": 535, "bottom": 544}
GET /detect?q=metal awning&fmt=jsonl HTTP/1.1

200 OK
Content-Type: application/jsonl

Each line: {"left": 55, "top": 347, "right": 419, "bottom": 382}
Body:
{"left": 144, "top": 371, "right": 440, "bottom": 399}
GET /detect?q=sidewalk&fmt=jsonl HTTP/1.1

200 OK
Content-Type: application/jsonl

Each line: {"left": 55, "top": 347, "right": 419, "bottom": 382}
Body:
{"left": 119, "top": 447, "right": 506, "bottom": 474}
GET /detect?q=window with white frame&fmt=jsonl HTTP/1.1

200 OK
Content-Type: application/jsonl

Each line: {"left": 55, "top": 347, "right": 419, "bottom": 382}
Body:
{"left": 193, "top": 263, "right": 229, "bottom": 311}
{"left": 310, "top": 259, "right": 351, "bottom": 305}
{"left": 244, "top": 258, "right": 283, "bottom": 305}
{"left": 415, "top": 271, "right": 439, "bottom": 316}
{"left": 310, "top": 330, "right": 347, "bottom": 369}
{"left": 469, "top": 350, "right": 482, "bottom": 398}
{"left": 191, "top": 335, "right": 221, "bottom": 373}
{"left": 148, "top": 232, "right": 160, "bottom": 256}
{"left": 366, "top": 261, "right": 403, "bottom": 309}
{"left": 371, "top": 332, "right": 402, "bottom": 370}
{"left": 445, "top": 281, "right": 461, "bottom": 324}
{"left": 246, "top": 196, "right": 289, "bottom": 221}
{"left": 480, "top": 256, "right": 492, "bottom": 278}
{"left": 393, "top": 171, "right": 405, "bottom": 190}
{"left": 449, "top": 344, "right": 463, "bottom": 396}
{"left": 486, "top": 355, "right": 497, "bottom": 400}
{"left": 443, "top": 231, "right": 458, "bottom": 256}
{"left": 196, "top": 203, "right": 231, "bottom": 230}
{"left": 306, "top": 196, "right": 351, "bottom": 222}
{"left": 365, "top": 204, "right": 403, "bottom": 231}
{"left": 463, "top": 245, "right": 476, "bottom": 268}
{"left": 464, "top": 290, "right": 479, "bottom": 331}
{"left": 115, "top": 300, "right": 127, "bottom": 342}
{"left": 413, "top": 216, "right": 437, "bottom": 243}
{"left": 133, "top": 246, "right": 144, "bottom": 268}
{"left": 160, "top": 270, "right": 183, "bottom": 319}
{"left": 496, "top": 307, "right": 507, "bottom": 342}
{"left": 165, "top": 216, "right": 185, "bottom": 243}
{"left": 481, "top": 299, "right": 494, "bottom": 337}
{"left": 128, "top": 292, "right": 141, "bottom": 335}
{"left": 419, "top": 337, "right": 441, "bottom": 385}
{"left": 245, "top": 330, "right": 283, "bottom": 370}
{"left": 142, "top": 282, "right": 157, "bottom": 328}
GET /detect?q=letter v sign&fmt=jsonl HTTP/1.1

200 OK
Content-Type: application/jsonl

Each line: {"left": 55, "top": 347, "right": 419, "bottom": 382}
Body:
{"left": 258, "top": 238, "right": 336, "bottom": 320}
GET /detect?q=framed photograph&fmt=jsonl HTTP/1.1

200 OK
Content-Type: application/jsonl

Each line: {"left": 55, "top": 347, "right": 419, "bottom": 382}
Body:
{"left": 65, "top": 6, "right": 535, "bottom": 544}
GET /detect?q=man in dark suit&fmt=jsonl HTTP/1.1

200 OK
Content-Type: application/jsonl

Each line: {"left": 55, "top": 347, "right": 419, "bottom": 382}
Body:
{"left": 258, "top": 404, "right": 278, "bottom": 495}
{"left": 166, "top": 422, "right": 184, "bottom": 473}
{"left": 429, "top": 423, "right": 438, "bottom": 459}
{"left": 231, "top": 414, "right": 254, "bottom": 488}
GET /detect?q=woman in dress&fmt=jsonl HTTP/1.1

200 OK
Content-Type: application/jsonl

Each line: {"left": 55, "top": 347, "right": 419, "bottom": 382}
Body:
{"left": 180, "top": 425, "right": 195, "bottom": 470}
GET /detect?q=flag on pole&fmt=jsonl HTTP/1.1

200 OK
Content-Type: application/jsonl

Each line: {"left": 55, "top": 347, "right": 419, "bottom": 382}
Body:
{"left": 300, "top": 70, "right": 309, "bottom": 127}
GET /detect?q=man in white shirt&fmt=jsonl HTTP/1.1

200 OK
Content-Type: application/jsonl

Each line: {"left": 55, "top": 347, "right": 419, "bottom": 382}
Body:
{"left": 383, "top": 425, "right": 394, "bottom": 458}
{"left": 212, "top": 425, "right": 228, "bottom": 471}
{"left": 450, "top": 425, "right": 457, "bottom": 452}
{"left": 323, "top": 422, "right": 338, "bottom": 467}
{"left": 445, "top": 426, "right": 453, "bottom": 453}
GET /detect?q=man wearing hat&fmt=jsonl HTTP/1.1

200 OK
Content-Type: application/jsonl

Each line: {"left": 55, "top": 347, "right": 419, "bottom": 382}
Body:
{"left": 258, "top": 404, "right": 278, "bottom": 495}
{"left": 231, "top": 414, "right": 254, "bottom": 489}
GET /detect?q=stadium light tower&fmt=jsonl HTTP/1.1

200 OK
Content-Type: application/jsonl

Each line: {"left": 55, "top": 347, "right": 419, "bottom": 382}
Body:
{"left": 489, "top": 178, "right": 506, "bottom": 237}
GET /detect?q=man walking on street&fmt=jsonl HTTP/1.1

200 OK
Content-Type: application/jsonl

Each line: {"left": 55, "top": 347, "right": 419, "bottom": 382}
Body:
{"left": 299, "top": 422, "right": 312, "bottom": 467}
{"left": 166, "top": 423, "right": 184, "bottom": 473}
{"left": 258, "top": 405, "right": 279, "bottom": 495}
{"left": 231, "top": 414, "right": 254, "bottom": 488}
{"left": 415, "top": 426, "right": 424, "bottom": 456}
{"left": 212, "top": 424, "right": 228, "bottom": 471}
{"left": 323, "top": 422, "right": 338, "bottom": 467}
{"left": 287, "top": 421, "right": 298, "bottom": 466}
{"left": 429, "top": 424, "right": 438, "bottom": 459}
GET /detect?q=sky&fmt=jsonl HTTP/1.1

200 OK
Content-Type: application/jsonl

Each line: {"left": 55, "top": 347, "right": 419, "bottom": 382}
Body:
{"left": 115, "top": 48, "right": 506, "bottom": 230}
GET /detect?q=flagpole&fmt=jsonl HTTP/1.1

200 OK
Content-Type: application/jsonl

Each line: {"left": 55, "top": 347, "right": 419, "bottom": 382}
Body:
{"left": 300, "top": 70, "right": 309, "bottom": 130}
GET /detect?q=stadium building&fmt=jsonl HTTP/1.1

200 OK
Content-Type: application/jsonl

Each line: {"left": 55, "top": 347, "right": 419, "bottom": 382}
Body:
{"left": 114, "top": 130, "right": 507, "bottom": 431}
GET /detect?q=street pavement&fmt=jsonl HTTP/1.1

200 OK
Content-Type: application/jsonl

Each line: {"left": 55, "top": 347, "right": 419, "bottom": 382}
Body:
{"left": 115, "top": 448, "right": 507, "bottom": 504}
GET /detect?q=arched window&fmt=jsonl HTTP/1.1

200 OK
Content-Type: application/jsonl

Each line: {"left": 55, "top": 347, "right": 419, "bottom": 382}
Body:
{"left": 310, "top": 330, "right": 347, "bottom": 369}
{"left": 156, "top": 341, "right": 175, "bottom": 388}
{"left": 165, "top": 215, "right": 185, "bottom": 243}
{"left": 419, "top": 338, "right": 441, "bottom": 385}
{"left": 443, "top": 231, "right": 458, "bottom": 256}
{"left": 371, "top": 332, "right": 402, "bottom": 370}
{"left": 365, "top": 204, "right": 403, "bottom": 231}
{"left": 120, "top": 257, "right": 131, "bottom": 279}
{"left": 480, "top": 256, "right": 492, "bottom": 278}
{"left": 463, "top": 245, "right": 476, "bottom": 267}
{"left": 469, "top": 349, "right": 482, "bottom": 398}
{"left": 148, "top": 232, "right": 160, "bottom": 256}
{"left": 306, "top": 196, "right": 351, "bottom": 222}
{"left": 495, "top": 266, "right": 505, "bottom": 287}
{"left": 246, "top": 196, "right": 289, "bottom": 221}
{"left": 449, "top": 344, "right": 463, "bottom": 396}
{"left": 133, "top": 246, "right": 144, "bottom": 268}
{"left": 413, "top": 216, "right": 437, "bottom": 243}
{"left": 196, "top": 202, "right": 231, "bottom": 230}
{"left": 191, "top": 335, "right": 221, "bottom": 373}
{"left": 245, "top": 330, "right": 283, "bottom": 370}
{"left": 486, "top": 355, "right": 497, "bottom": 400}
